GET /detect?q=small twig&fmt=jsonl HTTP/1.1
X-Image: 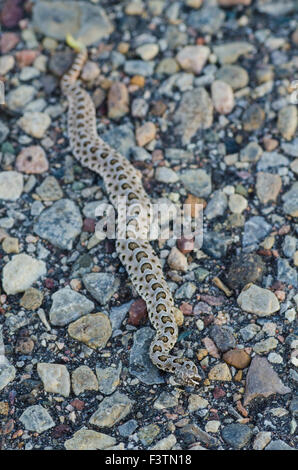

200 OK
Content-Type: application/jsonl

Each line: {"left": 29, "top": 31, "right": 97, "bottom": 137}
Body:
{"left": 212, "top": 277, "right": 233, "bottom": 297}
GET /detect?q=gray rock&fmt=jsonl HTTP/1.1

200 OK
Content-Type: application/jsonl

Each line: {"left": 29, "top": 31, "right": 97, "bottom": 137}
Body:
{"left": 202, "top": 231, "right": 230, "bottom": 259}
{"left": 282, "top": 182, "right": 298, "bottom": 217}
{"left": 155, "top": 167, "right": 179, "bottom": 184}
{"left": 102, "top": 124, "right": 135, "bottom": 159}
{"left": 289, "top": 395, "right": 298, "bottom": 417}
{"left": 19, "top": 405, "right": 55, "bottom": 433}
{"left": 0, "top": 171, "right": 23, "bottom": 201}
{"left": 129, "top": 327, "right": 165, "bottom": 385}
{"left": 64, "top": 429, "right": 116, "bottom": 450}
{"left": 276, "top": 258, "right": 297, "bottom": 287}
{"left": 109, "top": 301, "right": 133, "bottom": 331}
{"left": 213, "top": 42, "right": 255, "bottom": 65}
{"left": 34, "top": 199, "right": 82, "bottom": 250}
{"left": 82, "top": 272, "right": 120, "bottom": 305}
{"left": 215, "top": 65, "right": 249, "bottom": 90}
{"left": 124, "top": 60, "right": 155, "bottom": 76}
{"left": 71, "top": 365, "right": 99, "bottom": 396}
{"left": 242, "top": 216, "right": 271, "bottom": 252}
{"left": 222, "top": 423, "right": 253, "bottom": 449}
{"left": 49, "top": 286, "right": 94, "bottom": 326}
{"left": 180, "top": 169, "right": 212, "bottom": 198}
{"left": 210, "top": 325, "right": 236, "bottom": 353}
{"left": 0, "top": 121, "right": 9, "bottom": 143}
{"left": 33, "top": 1, "right": 114, "bottom": 46}
{"left": 240, "top": 142, "right": 263, "bottom": 163}
{"left": 240, "top": 324, "right": 261, "bottom": 342}
{"left": 257, "top": 152, "right": 289, "bottom": 171}
{"left": 237, "top": 284, "right": 280, "bottom": 316}
{"left": 175, "top": 282, "right": 196, "bottom": 300}
{"left": 118, "top": 419, "right": 138, "bottom": 437}
{"left": 187, "top": 6, "right": 225, "bottom": 34}
{"left": 6, "top": 85, "right": 36, "bottom": 111}
{"left": 205, "top": 190, "right": 227, "bottom": 219}
{"left": 89, "top": 391, "right": 134, "bottom": 428}
{"left": 0, "top": 363, "right": 16, "bottom": 391}
{"left": 282, "top": 235, "right": 297, "bottom": 258}
{"left": 265, "top": 440, "right": 294, "bottom": 450}
{"left": 96, "top": 362, "right": 122, "bottom": 395}
{"left": 36, "top": 176, "right": 63, "bottom": 201}
{"left": 37, "top": 363, "right": 70, "bottom": 397}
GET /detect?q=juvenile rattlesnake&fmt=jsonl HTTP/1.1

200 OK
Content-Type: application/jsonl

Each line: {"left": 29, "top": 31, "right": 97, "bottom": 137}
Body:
{"left": 61, "top": 49, "right": 201, "bottom": 386}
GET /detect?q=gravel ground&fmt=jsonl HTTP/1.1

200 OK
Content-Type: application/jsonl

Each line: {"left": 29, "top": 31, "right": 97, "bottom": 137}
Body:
{"left": 0, "top": 0, "right": 297, "bottom": 451}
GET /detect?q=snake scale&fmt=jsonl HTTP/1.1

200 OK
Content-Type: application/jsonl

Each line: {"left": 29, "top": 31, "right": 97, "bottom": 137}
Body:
{"left": 61, "top": 49, "right": 201, "bottom": 386}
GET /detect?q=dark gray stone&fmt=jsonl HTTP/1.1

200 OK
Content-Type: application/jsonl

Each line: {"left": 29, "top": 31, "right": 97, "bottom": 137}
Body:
{"left": 82, "top": 272, "right": 120, "bottom": 305}
{"left": 210, "top": 325, "right": 236, "bottom": 353}
{"left": 242, "top": 216, "right": 271, "bottom": 252}
{"left": 221, "top": 423, "right": 253, "bottom": 449}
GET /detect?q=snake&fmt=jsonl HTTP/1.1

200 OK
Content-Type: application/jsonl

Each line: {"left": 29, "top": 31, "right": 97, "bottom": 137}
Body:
{"left": 60, "top": 49, "right": 201, "bottom": 386}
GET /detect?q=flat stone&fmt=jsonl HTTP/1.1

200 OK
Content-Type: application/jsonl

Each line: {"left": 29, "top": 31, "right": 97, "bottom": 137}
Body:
{"left": 174, "top": 88, "right": 213, "bottom": 145}
{"left": 6, "top": 85, "right": 36, "bottom": 111}
{"left": 208, "top": 363, "right": 232, "bottom": 381}
{"left": 37, "top": 363, "right": 70, "bottom": 397}
{"left": 265, "top": 440, "right": 294, "bottom": 451}
{"left": 0, "top": 171, "right": 23, "bottom": 201}
{"left": 68, "top": 312, "right": 112, "bottom": 350}
{"left": 153, "top": 391, "right": 179, "bottom": 410}
{"left": 253, "top": 337, "right": 278, "bottom": 354}
{"left": 118, "top": 419, "right": 138, "bottom": 437}
{"left": 227, "top": 253, "right": 265, "bottom": 289}
{"left": 34, "top": 199, "right": 83, "bottom": 250}
{"left": 257, "top": 151, "right": 289, "bottom": 171}
{"left": 36, "top": 176, "right": 63, "bottom": 201}
{"left": 155, "top": 166, "right": 179, "bottom": 184}
{"left": 243, "top": 104, "right": 265, "bottom": 131}
{"left": 136, "top": 122, "right": 156, "bottom": 147}
{"left": 237, "top": 284, "right": 280, "bottom": 316}
{"left": 108, "top": 82, "right": 129, "bottom": 120}
{"left": 276, "top": 258, "right": 297, "bottom": 287}
{"left": 20, "top": 288, "right": 43, "bottom": 310}
{"left": 96, "top": 362, "right": 122, "bottom": 395}
{"left": 188, "top": 395, "right": 209, "bottom": 412}
{"left": 240, "top": 142, "right": 263, "bottom": 163}
{"left": 33, "top": 1, "right": 114, "bottom": 46}
{"left": 277, "top": 105, "right": 297, "bottom": 141}
{"left": 2, "top": 237, "right": 19, "bottom": 254}
{"left": 282, "top": 182, "right": 298, "bottom": 217}
{"left": 222, "top": 423, "right": 253, "bottom": 449}
{"left": 0, "top": 363, "right": 16, "bottom": 391}
{"left": 82, "top": 273, "right": 120, "bottom": 305}
{"left": 223, "top": 349, "right": 251, "bottom": 369}
{"left": 205, "top": 190, "right": 227, "bottom": 220}
{"left": 253, "top": 431, "right": 272, "bottom": 450}
{"left": 124, "top": 60, "right": 155, "bottom": 76}
{"left": 65, "top": 429, "right": 116, "bottom": 450}
{"left": 180, "top": 169, "right": 211, "bottom": 198}
{"left": 49, "top": 286, "right": 94, "bottom": 326}
{"left": 71, "top": 366, "right": 99, "bottom": 396}
{"left": 2, "top": 254, "right": 46, "bottom": 295}
{"left": 138, "top": 423, "right": 160, "bottom": 446}
{"left": 228, "top": 193, "right": 248, "bottom": 214}
{"left": 240, "top": 324, "right": 261, "bottom": 342}
{"left": 214, "top": 42, "right": 255, "bottom": 64}
{"left": 89, "top": 391, "right": 133, "bottom": 428}
{"left": 18, "top": 112, "right": 51, "bottom": 139}
{"left": 129, "top": 327, "right": 165, "bottom": 385}
{"left": 215, "top": 65, "right": 249, "bottom": 90}
{"left": 19, "top": 405, "right": 55, "bottom": 433}
{"left": 16, "top": 146, "right": 49, "bottom": 174}
{"left": 176, "top": 45, "right": 210, "bottom": 74}
{"left": 211, "top": 80, "right": 234, "bottom": 115}
{"left": 243, "top": 356, "right": 291, "bottom": 405}
{"left": 150, "top": 434, "right": 177, "bottom": 450}
{"left": 187, "top": 6, "right": 225, "bottom": 34}
{"left": 156, "top": 58, "right": 179, "bottom": 75}
{"left": 210, "top": 325, "right": 236, "bottom": 353}
{"left": 256, "top": 172, "right": 282, "bottom": 204}
{"left": 242, "top": 216, "right": 271, "bottom": 252}
{"left": 136, "top": 43, "right": 159, "bottom": 61}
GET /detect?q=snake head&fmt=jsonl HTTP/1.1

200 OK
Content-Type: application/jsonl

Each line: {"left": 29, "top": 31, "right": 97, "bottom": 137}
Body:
{"left": 175, "top": 361, "right": 202, "bottom": 387}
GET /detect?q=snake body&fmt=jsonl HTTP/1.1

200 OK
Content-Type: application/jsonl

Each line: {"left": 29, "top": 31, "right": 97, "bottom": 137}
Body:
{"left": 61, "top": 50, "right": 201, "bottom": 386}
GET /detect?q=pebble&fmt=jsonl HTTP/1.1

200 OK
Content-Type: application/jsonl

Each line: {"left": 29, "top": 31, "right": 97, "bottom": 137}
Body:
{"left": 118, "top": 419, "right": 138, "bottom": 437}
{"left": 176, "top": 45, "right": 210, "bottom": 75}
{"left": 180, "top": 169, "right": 211, "bottom": 198}
{"left": 49, "top": 286, "right": 94, "bottom": 326}
{"left": 256, "top": 171, "right": 282, "bottom": 204}
{"left": 136, "top": 43, "right": 159, "bottom": 61}
{"left": 17, "top": 112, "right": 51, "bottom": 139}
{"left": 237, "top": 284, "right": 280, "bottom": 316}
{"left": 243, "top": 104, "right": 265, "bottom": 131}
{"left": 64, "top": 429, "right": 116, "bottom": 450}
{"left": 265, "top": 440, "right": 294, "bottom": 451}
{"left": 188, "top": 395, "right": 209, "bottom": 412}
{"left": 0, "top": 363, "right": 16, "bottom": 391}
{"left": 227, "top": 253, "right": 265, "bottom": 289}
{"left": 228, "top": 193, "right": 247, "bottom": 214}
{"left": 37, "top": 363, "right": 70, "bottom": 397}
{"left": 19, "top": 405, "right": 55, "bottom": 434}
{"left": 2, "top": 236, "right": 19, "bottom": 254}
{"left": 129, "top": 327, "right": 165, "bottom": 385}
{"left": 276, "top": 258, "right": 297, "bottom": 287}
{"left": 0, "top": 32, "right": 19, "bottom": 54}
{"left": 188, "top": 5, "right": 225, "bottom": 34}
{"left": 243, "top": 356, "right": 291, "bottom": 405}
{"left": 155, "top": 166, "right": 179, "bottom": 184}
{"left": 33, "top": 1, "right": 114, "bottom": 46}
{"left": 96, "top": 362, "right": 122, "bottom": 395}
{"left": 7, "top": 85, "right": 36, "bottom": 111}
{"left": 257, "top": 151, "right": 289, "bottom": 171}
{"left": 150, "top": 434, "right": 177, "bottom": 450}
{"left": 215, "top": 64, "right": 249, "bottom": 90}
{"left": 0, "top": 121, "right": 9, "bottom": 143}
{"left": 167, "top": 246, "right": 188, "bottom": 271}
{"left": 19, "top": 66, "right": 40, "bottom": 81}
{"left": 211, "top": 80, "right": 234, "bottom": 115}
{"left": 0, "top": 171, "right": 23, "bottom": 201}
{"left": 240, "top": 142, "right": 263, "bottom": 163}
{"left": 136, "top": 122, "right": 156, "bottom": 147}
{"left": 82, "top": 273, "right": 120, "bottom": 305}
{"left": 81, "top": 61, "right": 100, "bottom": 82}
{"left": 253, "top": 337, "right": 278, "bottom": 354}
{"left": 240, "top": 324, "right": 261, "bottom": 342}
{"left": 153, "top": 391, "right": 179, "bottom": 410}
{"left": 221, "top": 423, "right": 253, "bottom": 449}
{"left": 124, "top": 60, "right": 154, "bottom": 76}
{"left": 131, "top": 98, "right": 148, "bottom": 118}
{"left": 128, "top": 299, "right": 147, "bottom": 326}
{"left": 15, "top": 146, "right": 49, "bottom": 174}
{"left": 282, "top": 182, "right": 298, "bottom": 217}
{"left": 108, "top": 82, "right": 129, "bottom": 120}
{"left": 36, "top": 176, "right": 63, "bottom": 201}
{"left": 277, "top": 105, "right": 297, "bottom": 141}
{"left": 202, "top": 231, "right": 230, "bottom": 259}
{"left": 20, "top": 288, "right": 43, "bottom": 310}
{"left": 34, "top": 199, "right": 83, "bottom": 250}
{"left": 174, "top": 88, "right": 213, "bottom": 145}
{"left": 156, "top": 58, "right": 179, "bottom": 75}
{"left": 253, "top": 431, "right": 272, "bottom": 450}
{"left": 68, "top": 312, "right": 112, "bottom": 350}
{"left": 223, "top": 349, "right": 251, "bottom": 369}
{"left": 89, "top": 391, "right": 133, "bottom": 428}
{"left": 2, "top": 254, "right": 46, "bottom": 295}
{"left": 71, "top": 366, "right": 99, "bottom": 396}
{"left": 0, "top": 55, "right": 15, "bottom": 75}
{"left": 242, "top": 216, "right": 271, "bottom": 252}
{"left": 208, "top": 363, "right": 232, "bottom": 381}
{"left": 210, "top": 325, "right": 236, "bottom": 353}
{"left": 138, "top": 424, "right": 160, "bottom": 446}
{"left": 213, "top": 42, "right": 255, "bottom": 64}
